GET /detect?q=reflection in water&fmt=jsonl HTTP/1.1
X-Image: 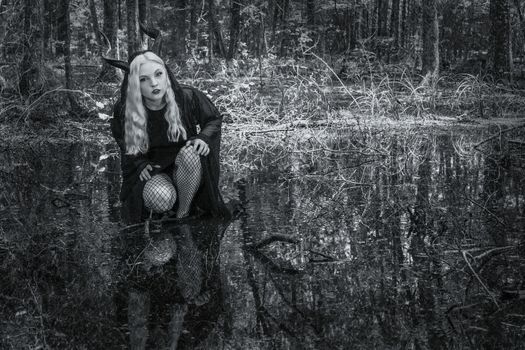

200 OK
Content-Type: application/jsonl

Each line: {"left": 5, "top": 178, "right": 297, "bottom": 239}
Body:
{"left": 113, "top": 219, "right": 228, "bottom": 349}
{"left": 0, "top": 128, "right": 524, "bottom": 349}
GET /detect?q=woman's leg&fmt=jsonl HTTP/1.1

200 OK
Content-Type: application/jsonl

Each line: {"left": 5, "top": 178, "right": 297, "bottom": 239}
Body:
{"left": 173, "top": 146, "right": 202, "bottom": 218}
{"left": 143, "top": 173, "right": 177, "bottom": 214}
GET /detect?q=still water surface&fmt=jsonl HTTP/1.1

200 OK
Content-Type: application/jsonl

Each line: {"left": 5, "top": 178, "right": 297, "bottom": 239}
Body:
{"left": 0, "top": 126, "right": 524, "bottom": 349}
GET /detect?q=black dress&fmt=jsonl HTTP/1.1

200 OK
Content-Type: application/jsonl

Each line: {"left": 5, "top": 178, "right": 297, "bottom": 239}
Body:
{"left": 111, "top": 85, "right": 229, "bottom": 223}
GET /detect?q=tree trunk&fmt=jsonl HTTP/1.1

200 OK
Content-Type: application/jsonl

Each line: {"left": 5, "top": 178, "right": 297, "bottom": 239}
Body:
{"left": 189, "top": 0, "right": 198, "bottom": 44}
{"left": 42, "top": 0, "right": 53, "bottom": 57}
{"left": 378, "top": 0, "right": 389, "bottom": 37}
{"left": 351, "top": 4, "right": 360, "bottom": 50}
{"left": 421, "top": 0, "right": 439, "bottom": 78}
{"left": 409, "top": 0, "right": 419, "bottom": 46}
{"left": 55, "top": 0, "right": 68, "bottom": 55}
{"left": 513, "top": 0, "right": 525, "bottom": 50}
{"left": 173, "top": 0, "right": 187, "bottom": 61}
{"left": 400, "top": 0, "right": 407, "bottom": 47}
{"left": 0, "top": 0, "right": 6, "bottom": 59}
{"left": 270, "top": 0, "right": 278, "bottom": 45}
{"left": 127, "top": 0, "right": 140, "bottom": 55}
{"left": 306, "top": 0, "right": 315, "bottom": 26}
{"left": 361, "top": 6, "right": 368, "bottom": 40}
{"left": 89, "top": 0, "right": 103, "bottom": 46}
{"left": 208, "top": 0, "right": 226, "bottom": 58}
{"left": 138, "top": 0, "right": 150, "bottom": 24}
{"left": 138, "top": 0, "right": 150, "bottom": 45}
{"left": 391, "top": 0, "right": 400, "bottom": 47}
{"left": 490, "top": 0, "right": 512, "bottom": 81}
{"left": 227, "top": 0, "right": 242, "bottom": 60}
{"left": 103, "top": 0, "right": 118, "bottom": 51}
{"left": 63, "top": 0, "right": 79, "bottom": 111}
{"left": 118, "top": 0, "right": 123, "bottom": 29}
{"left": 19, "top": 0, "right": 43, "bottom": 95}
{"left": 279, "top": 0, "right": 289, "bottom": 57}
{"left": 100, "top": 0, "right": 119, "bottom": 81}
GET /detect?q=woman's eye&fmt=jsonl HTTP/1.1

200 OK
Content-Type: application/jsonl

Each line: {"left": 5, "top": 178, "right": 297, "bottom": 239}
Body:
{"left": 155, "top": 71, "right": 162, "bottom": 77}
{"left": 140, "top": 77, "right": 146, "bottom": 82}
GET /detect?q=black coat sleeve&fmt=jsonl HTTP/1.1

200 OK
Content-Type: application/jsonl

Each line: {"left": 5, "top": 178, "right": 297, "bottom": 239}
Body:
{"left": 190, "top": 89, "right": 223, "bottom": 145}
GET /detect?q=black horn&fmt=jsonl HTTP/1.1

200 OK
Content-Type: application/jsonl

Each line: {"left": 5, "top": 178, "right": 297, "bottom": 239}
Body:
{"left": 140, "top": 22, "right": 163, "bottom": 56}
{"left": 99, "top": 30, "right": 129, "bottom": 72}
{"left": 102, "top": 57, "right": 130, "bottom": 73}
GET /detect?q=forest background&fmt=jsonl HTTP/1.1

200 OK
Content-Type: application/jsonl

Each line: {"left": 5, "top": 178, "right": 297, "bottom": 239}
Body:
{"left": 0, "top": 0, "right": 524, "bottom": 126}
{"left": 1, "top": 2, "right": 525, "bottom": 348}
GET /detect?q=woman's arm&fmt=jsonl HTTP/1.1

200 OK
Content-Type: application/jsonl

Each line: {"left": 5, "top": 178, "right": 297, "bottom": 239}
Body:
{"left": 190, "top": 89, "right": 223, "bottom": 145}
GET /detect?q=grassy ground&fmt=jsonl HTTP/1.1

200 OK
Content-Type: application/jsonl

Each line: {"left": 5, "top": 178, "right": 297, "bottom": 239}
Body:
{"left": 1, "top": 56, "right": 524, "bottom": 179}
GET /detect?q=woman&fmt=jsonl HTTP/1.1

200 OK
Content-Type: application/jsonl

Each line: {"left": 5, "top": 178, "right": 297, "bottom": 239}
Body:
{"left": 109, "top": 51, "right": 229, "bottom": 223}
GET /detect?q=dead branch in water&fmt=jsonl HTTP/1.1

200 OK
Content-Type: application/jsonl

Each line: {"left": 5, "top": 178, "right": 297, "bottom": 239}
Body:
{"left": 473, "top": 123, "right": 525, "bottom": 150}
{"left": 462, "top": 250, "right": 500, "bottom": 308}
{"left": 246, "top": 234, "right": 299, "bottom": 250}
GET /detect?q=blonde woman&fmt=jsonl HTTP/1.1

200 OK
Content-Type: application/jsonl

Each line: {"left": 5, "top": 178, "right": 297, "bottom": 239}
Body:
{"left": 109, "top": 51, "right": 228, "bottom": 223}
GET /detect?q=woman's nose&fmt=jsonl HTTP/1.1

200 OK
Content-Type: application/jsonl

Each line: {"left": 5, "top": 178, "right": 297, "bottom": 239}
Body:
{"left": 151, "top": 78, "right": 158, "bottom": 86}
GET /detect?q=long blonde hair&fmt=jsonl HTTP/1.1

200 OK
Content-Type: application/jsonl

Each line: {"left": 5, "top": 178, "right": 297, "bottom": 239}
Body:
{"left": 125, "top": 52, "right": 187, "bottom": 155}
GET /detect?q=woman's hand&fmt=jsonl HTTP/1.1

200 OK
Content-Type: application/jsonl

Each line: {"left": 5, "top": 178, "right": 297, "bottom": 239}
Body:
{"left": 140, "top": 164, "right": 160, "bottom": 181}
{"left": 186, "top": 139, "right": 210, "bottom": 156}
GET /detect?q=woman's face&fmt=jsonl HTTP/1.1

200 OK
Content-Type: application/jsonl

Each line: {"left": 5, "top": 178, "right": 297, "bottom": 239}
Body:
{"left": 139, "top": 60, "right": 168, "bottom": 105}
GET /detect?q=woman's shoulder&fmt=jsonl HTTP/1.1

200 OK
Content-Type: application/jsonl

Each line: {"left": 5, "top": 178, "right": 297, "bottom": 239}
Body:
{"left": 179, "top": 84, "right": 213, "bottom": 103}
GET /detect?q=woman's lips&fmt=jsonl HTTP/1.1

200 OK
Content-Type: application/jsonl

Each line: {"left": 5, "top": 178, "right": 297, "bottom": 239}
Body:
{"left": 152, "top": 89, "right": 161, "bottom": 95}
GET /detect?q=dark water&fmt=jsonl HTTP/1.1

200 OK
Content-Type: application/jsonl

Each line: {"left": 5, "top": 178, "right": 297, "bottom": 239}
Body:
{"left": 1, "top": 126, "right": 524, "bottom": 349}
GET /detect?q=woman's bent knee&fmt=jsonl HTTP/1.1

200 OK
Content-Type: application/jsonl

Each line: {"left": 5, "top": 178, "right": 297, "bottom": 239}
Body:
{"left": 143, "top": 174, "right": 177, "bottom": 213}
{"left": 176, "top": 146, "right": 201, "bottom": 169}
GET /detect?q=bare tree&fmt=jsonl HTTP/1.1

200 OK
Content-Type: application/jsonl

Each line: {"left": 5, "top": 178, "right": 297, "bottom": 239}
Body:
{"left": 99, "top": 0, "right": 119, "bottom": 81}
{"left": 306, "top": 0, "right": 315, "bottom": 26}
{"left": 490, "top": 0, "right": 513, "bottom": 81}
{"left": 127, "top": 0, "right": 140, "bottom": 55}
{"left": 421, "top": 0, "right": 439, "bottom": 78}
{"left": 19, "top": 0, "right": 43, "bottom": 95}
{"left": 89, "top": 0, "right": 103, "bottom": 47}
{"left": 400, "top": 0, "right": 408, "bottom": 47}
{"left": 513, "top": 0, "right": 525, "bottom": 46}
{"left": 391, "top": 0, "right": 400, "bottom": 47}
{"left": 189, "top": 0, "right": 199, "bottom": 44}
{"left": 378, "top": 0, "right": 389, "bottom": 37}
{"left": 208, "top": 0, "right": 226, "bottom": 58}
{"left": 42, "top": 0, "right": 53, "bottom": 57}
{"left": 173, "top": 0, "right": 187, "bottom": 61}
{"left": 62, "top": 0, "right": 80, "bottom": 111}
{"left": 138, "top": 0, "right": 150, "bottom": 44}
{"left": 279, "top": 0, "right": 290, "bottom": 56}
{"left": 227, "top": 0, "right": 242, "bottom": 60}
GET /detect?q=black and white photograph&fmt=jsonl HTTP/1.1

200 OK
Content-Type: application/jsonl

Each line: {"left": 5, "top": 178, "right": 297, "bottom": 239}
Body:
{"left": 0, "top": 0, "right": 524, "bottom": 349}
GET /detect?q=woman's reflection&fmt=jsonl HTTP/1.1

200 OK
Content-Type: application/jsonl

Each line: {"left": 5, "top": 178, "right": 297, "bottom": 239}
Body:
{"left": 113, "top": 218, "right": 227, "bottom": 349}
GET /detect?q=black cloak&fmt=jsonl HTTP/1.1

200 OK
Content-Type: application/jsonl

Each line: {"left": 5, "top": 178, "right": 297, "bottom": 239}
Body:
{"left": 110, "top": 52, "right": 229, "bottom": 223}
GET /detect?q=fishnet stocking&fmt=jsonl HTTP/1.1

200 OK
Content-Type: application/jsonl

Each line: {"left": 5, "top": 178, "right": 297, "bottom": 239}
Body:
{"left": 174, "top": 146, "right": 202, "bottom": 218}
{"left": 143, "top": 173, "right": 177, "bottom": 214}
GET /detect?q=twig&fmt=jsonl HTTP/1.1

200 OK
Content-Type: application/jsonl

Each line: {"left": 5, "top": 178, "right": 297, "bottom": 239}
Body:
{"left": 246, "top": 234, "right": 299, "bottom": 250}
{"left": 473, "top": 123, "right": 525, "bottom": 149}
{"left": 509, "top": 139, "right": 525, "bottom": 146}
{"left": 248, "top": 249, "right": 302, "bottom": 275}
{"left": 472, "top": 245, "right": 514, "bottom": 262}
{"left": 241, "top": 120, "right": 339, "bottom": 134}
{"left": 307, "top": 249, "right": 337, "bottom": 261}
{"left": 462, "top": 250, "right": 499, "bottom": 308}
{"left": 20, "top": 87, "right": 97, "bottom": 121}
{"left": 462, "top": 195, "right": 506, "bottom": 227}
{"left": 28, "top": 282, "right": 49, "bottom": 349}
